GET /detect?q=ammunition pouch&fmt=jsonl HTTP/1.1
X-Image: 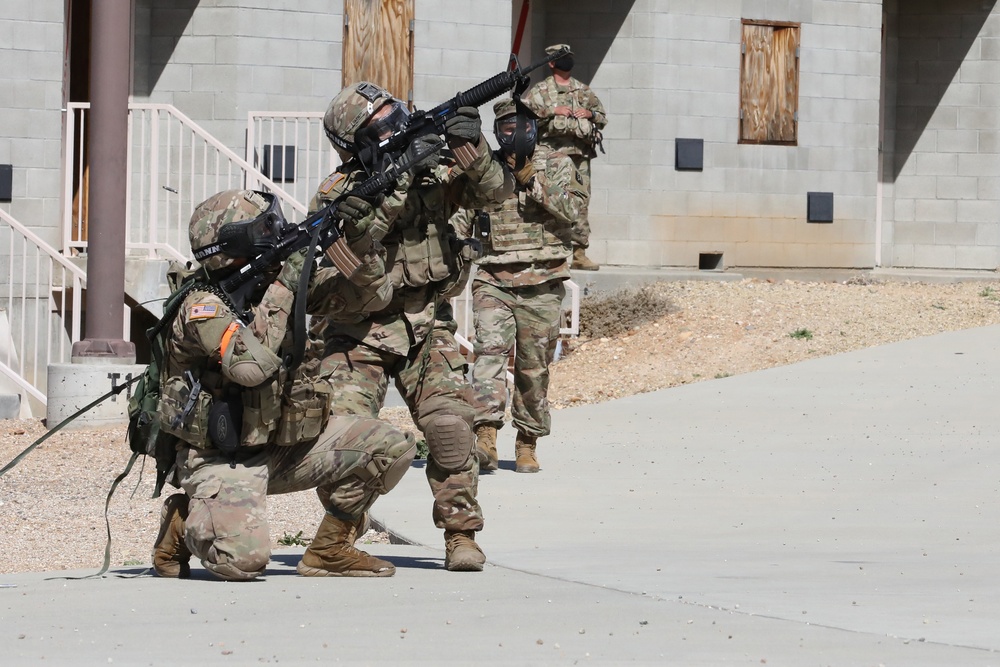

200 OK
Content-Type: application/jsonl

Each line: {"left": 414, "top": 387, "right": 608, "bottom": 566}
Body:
{"left": 159, "top": 375, "right": 214, "bottom": 449}
{"left": 385, "top": 220, "right": 458, "bottom": 289}
{"left": 274, "top": 377, "right": 333, "bottom": 446}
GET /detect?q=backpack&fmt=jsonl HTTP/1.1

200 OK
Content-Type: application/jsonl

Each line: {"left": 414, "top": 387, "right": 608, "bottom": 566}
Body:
{"left": 126, "top": 265, "right": 203, "bottom": 498}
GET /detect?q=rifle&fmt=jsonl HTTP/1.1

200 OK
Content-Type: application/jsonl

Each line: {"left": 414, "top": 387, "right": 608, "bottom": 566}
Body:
{"left": 364, "top": 47, "right": 570, "bottom": 170}
{"left": 218, "top": 136, "right": 445, "bottom": 316}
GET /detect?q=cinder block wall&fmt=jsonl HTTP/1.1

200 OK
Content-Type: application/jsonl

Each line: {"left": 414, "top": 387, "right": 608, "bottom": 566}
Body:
{"left": 885, "top": 0, "right": 1000, "bottom": 270}
{"left": 138, "top": 0, "right": 512, "bottom": 170}
{"left": 544, "top": 0, "right": 883, "bottom": 269}
{"left": 136, "top": 0, "right": 344, "bottom": 152}
{"left": 0, "top": 0, "right": 65, "bottom": 244}
{"left": 413, "top": 0, "right": 512, "bottom": 140}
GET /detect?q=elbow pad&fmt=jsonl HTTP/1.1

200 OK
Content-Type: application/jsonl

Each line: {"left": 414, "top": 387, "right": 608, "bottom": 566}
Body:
{"left": 221, "top": 325, "right": 283, "bottom": 386}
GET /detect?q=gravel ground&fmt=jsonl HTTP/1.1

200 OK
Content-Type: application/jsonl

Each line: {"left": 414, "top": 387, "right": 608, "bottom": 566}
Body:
{"left": 3, "top": 277, "right": 1000, "bottom": 575}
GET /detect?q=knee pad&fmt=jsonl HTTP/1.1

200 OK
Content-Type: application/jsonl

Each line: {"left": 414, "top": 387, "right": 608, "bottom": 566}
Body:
{"left": 424, "top": 414, "right": 474, "bottom": 473}
{"left": 202, "top": 555, "right": 266, "bottom": 581}
{"left": 381, "top": 439, "right": 417, "bottom": 494}
{"left": 365, "top": 432, "right": 416, "bottom": 494}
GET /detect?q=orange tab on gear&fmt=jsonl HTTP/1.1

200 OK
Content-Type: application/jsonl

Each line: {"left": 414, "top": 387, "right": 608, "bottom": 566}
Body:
{"left": 219, "top": 322, "right": 240, "bottom": 357}
{"left": 189, "top": 303, "right": 219, "bottom": 320}
{"left": 319, "top": 173, "right": 347, "bottom": 195}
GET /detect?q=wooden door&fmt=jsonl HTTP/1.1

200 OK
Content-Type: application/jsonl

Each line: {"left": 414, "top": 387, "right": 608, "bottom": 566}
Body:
{"left": 343, "top": 0, "right": 415, "bottom": 107}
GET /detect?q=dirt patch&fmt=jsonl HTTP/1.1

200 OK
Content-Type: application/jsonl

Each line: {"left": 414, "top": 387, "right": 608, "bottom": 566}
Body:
{"left": 3, "top": 276, "right": 1000, "bottom": 574}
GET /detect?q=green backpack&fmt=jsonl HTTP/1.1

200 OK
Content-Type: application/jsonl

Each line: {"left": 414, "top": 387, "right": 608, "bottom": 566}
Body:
{"left": 126, "top": 267, "right": 203, "bottom": 498}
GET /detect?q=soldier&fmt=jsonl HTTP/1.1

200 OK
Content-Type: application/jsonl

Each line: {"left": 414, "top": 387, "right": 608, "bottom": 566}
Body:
{"left": 310, "top": 82, "right": 514, "bottom": 571}
{"left": 151, "top": 188, "right": 416, "bottom": 581}
{"left": 469, "top": 97, "right": 588, "bottom": 474}
{"left": 522, "top": 43, "right": 607, "bottom": 272}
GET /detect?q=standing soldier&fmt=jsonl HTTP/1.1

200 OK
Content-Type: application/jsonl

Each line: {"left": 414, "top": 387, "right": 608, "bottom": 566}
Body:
{"left": 470, "top": 97, "right": 588, "bottom": 474}
{"left": 151, "top": 189, "right": 417, "bottom": 581}
{"left": 522, "top": 44, "right": 606, "bottom": 271}
{"left": 310, "top": 82, "right": 515, "bottom": 571}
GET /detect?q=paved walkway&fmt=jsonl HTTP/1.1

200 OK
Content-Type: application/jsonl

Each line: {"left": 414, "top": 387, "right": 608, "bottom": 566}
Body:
{"left": 3, "top": 324, "right": 1000, "bottom": 665}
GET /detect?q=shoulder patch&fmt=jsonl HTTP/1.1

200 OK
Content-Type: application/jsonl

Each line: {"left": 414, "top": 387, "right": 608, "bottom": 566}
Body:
{"left": 189, "top": 303, "right": 220, "bottom": 320}
{"left": 319, "top": 173, "right": 347, "bottom": 196}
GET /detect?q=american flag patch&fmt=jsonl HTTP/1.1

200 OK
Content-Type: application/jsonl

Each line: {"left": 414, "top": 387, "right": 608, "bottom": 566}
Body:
{"left": 189, "top": 303, "right": 219, "bottom": 320}
{"left": 319, "top": 173, "right": 346, "bottom": 195}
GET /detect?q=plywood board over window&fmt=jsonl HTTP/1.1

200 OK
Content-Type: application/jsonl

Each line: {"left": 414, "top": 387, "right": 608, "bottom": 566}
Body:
{"left": 740, "top": 20, "right": 800, "bottom": 145}
{"left": 343, "top": 0, "right": 415, "bottom": 107}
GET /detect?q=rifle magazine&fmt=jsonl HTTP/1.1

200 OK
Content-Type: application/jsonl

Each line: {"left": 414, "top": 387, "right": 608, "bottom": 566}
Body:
{"left": 325, "top": 237, "right": 364, "bottom": 278}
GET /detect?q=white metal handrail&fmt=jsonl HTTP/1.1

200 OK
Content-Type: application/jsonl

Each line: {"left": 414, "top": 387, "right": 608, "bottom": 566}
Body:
{"left": 450, "top": 277, "right": 581, "bottom": 339}
{"left": 0, "top": 207, "right": 87, "bottom": 409}
{"left": 247, "top": 111, "right": 340, "bottom": 213}
{"left": 65, "top": 103, "right": 306, "bottom": 263}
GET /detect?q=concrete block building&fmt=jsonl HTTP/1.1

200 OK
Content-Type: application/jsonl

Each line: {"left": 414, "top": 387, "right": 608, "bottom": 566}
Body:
{"left": 3, "top": 0, "right": 999, "bottom": 271}
{"left": 2, "top": 0, "right": 1000, "bottom": 411}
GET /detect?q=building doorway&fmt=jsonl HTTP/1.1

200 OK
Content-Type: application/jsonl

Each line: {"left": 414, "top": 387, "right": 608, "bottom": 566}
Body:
{"left": 65, "top": 0, "right": 92, "bottom": 246}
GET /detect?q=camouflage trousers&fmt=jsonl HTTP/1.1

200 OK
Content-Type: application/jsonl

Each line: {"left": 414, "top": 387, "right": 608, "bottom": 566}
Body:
{"left": 175, "top": 414, "right": 414, "bottom": 579}
{"left": 320, "top": 323, "right": 483, "bottom": 533}
{"left": 470, "top": 278, "right": 565, "bottom": 437}
{"left": 570, "top": 154, "right": 591, "bottom": 248}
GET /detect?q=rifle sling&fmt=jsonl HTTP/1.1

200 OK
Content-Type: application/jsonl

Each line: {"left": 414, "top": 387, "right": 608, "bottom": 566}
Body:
{"left": 287, "top": 226, "right": 321, "bottom": 378}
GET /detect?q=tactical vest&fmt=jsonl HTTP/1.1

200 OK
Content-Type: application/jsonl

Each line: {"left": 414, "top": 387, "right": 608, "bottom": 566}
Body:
{"left": 382, "top": 179, "right": 464, "bottom": 294}
{"left": 158, "top": 289, "right": 332, "bottom": 452}
{"left": 477, "top": 153, "right": 573, "bottom": 266}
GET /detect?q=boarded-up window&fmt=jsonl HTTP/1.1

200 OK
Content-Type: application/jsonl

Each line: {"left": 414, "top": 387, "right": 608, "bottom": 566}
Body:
{"left": 739, "top": 20, "right": 800, "bottom": 145}
{"left": 343, "top": 0, "right": 414, "bottom": 107}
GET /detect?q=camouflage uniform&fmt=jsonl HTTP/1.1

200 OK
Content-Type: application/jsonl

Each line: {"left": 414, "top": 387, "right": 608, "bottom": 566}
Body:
{"left": 162, "top": 190, "right": 412, "bottom": 581}
{"left": 522, "top": 65, "right": 606, "bottom": 249}
{"left": 470, "top": 144, "right": 589, "bottom": 438}
{"left": 310, "top": 136, "right": 513, "bottom": 538}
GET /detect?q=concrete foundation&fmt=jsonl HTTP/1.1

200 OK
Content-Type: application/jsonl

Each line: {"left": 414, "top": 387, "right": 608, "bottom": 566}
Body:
{"left": 0, "top": 393, "right": 20, "bottom": 419}
{"left": 46, "top": 363, "right": 146, "bottom": 430}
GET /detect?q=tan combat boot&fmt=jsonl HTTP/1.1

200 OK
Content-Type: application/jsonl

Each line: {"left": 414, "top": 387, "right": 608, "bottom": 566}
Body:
{"left": 152, "top": 493, "right": 192, "bottom": 578}
{"left": 297, "top": 513, "right": 395, "bottom": 577}
{"left": 515, "top": 432, "right": 540, "bottom": 473}
{"left": 572, "top": 246, "right": 600, "bottom": 271}
{"left": 444, "top": 530, "right": 486, "bottom": 572}
{"left": 474, "top": 424, "right": 498, "bottom": 472}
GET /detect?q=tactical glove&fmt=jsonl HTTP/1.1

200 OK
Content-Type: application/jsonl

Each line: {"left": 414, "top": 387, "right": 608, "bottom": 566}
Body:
{"left": 336, "top": 195, "right": 375, "bottom": 243}
{"left": 444, "top": 107, "right": 482, "bottom": 142}
{"left": 507, "top": 154, "right": 536, "bottom": 186}
{"left": 404, "top": 134, "right": 443, "bottom": 173}
{"left": 277, "top": 248, "right": 308, "bottom": 291}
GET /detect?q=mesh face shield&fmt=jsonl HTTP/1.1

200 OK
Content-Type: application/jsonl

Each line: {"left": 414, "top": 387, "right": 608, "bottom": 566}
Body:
{"left": 192, "top": 192, "right": 290, "bottom": 265}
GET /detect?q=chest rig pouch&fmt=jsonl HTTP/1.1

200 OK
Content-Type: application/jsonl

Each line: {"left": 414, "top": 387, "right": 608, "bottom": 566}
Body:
{"left": 385, "top": 193, "right": 458, "bottom": 289}
{"left": 274, "top": 358, "right": 333, "bottom": 446}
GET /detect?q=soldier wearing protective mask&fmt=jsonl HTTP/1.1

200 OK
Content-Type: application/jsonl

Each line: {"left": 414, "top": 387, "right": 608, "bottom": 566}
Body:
{"left": 469, "top": 97, "right": 588, "bottom": 474}
{"left": 522, "top": 44, "right": 607, "bottom": 271}
{"left": 309, "top": 81, "right": 514, "bottom": 572}
{"left": 152, "top": 189, "right": 416, "bottom": 581}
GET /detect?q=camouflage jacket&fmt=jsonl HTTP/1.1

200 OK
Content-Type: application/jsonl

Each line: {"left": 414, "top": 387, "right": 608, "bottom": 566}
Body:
{"left": 310, "top": 135, "right": 514, "bottom": 356}
{"left": 522, "top": 75, "right": 607, "bottom": 158}
{"left": 160, "top": 231, "right": 392, "bottom": 449}
{"left": 473, "top": 145, "right": 588, "bottom": 287}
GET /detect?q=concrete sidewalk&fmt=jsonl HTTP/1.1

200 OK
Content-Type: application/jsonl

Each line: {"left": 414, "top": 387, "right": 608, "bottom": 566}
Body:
{"left": 3, "top": 325, "right": 1000, "bottom": 665}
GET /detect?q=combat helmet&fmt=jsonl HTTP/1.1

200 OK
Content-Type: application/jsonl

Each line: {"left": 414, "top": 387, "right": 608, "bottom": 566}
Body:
{"left": 189, "top": 189, "right": 289, "bottom": 274}
{"left": 323, "top": 81, "right": 409, "bottom": 162}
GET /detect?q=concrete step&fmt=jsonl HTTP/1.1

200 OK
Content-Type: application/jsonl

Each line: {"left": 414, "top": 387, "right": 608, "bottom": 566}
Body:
{"left": 0, "top": 393, "right": 20, "bottom": 419}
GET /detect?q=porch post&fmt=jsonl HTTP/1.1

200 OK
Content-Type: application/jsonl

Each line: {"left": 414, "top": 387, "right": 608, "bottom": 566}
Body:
{"left": 71, "top": 0, "right": 135, "bottom": 362}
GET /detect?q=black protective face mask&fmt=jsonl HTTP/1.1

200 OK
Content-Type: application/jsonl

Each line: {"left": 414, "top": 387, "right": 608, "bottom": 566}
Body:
{"left": 213, "top": 195, "right": 289, "bottom": 259}
{"left": 553, "top": 55, "right": 574, "bottom": 72}
{"left": 495, "top": 115, "right": 538, "bottom": 172}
